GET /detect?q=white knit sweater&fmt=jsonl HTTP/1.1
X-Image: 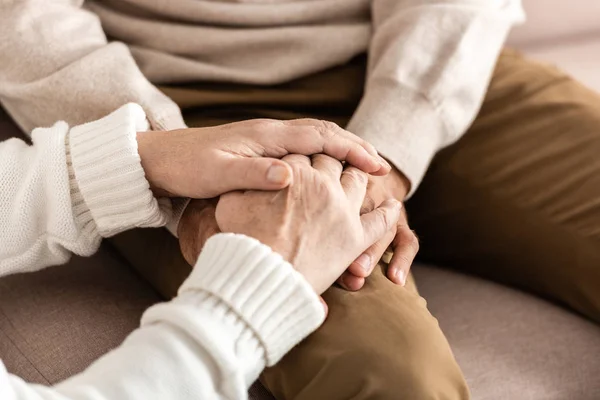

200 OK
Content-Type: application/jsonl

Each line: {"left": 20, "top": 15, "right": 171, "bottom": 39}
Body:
{"left": 0, "top": 105, "right": 324, "bottom": 400}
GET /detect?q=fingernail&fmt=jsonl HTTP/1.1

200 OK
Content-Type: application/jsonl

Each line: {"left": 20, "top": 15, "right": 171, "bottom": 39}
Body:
{"left": 396, "top": 269, "right": 407, "bottom": 286}
{"left": 378, "top": 156, "right": 391, "bottom": 169}
{"left": 355, "top": 254, "right": 371, "bottom": 272}
{"left": 267, "top": 165, "right": 289, "bottom": 184}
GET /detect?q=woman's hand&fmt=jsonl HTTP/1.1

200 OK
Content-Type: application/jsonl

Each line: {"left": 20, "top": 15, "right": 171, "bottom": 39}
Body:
{"left": 137, "top": 119, "right": 391, "bottom": 199}
{"left": 215, "top": 154, "right": 402, "bottom": 294}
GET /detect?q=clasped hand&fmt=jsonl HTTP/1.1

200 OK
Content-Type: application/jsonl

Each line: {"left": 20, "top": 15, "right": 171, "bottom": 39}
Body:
{"left": 137, "top": 118, "right": 418, "bottom": 295}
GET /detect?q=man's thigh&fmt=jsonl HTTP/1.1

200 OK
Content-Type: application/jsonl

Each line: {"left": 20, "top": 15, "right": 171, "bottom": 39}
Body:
{"left": 409, "top": 49, "right": 600, "bottom": 322}
{"left": 261, "top": 266, "right": 469, "bottom": 400}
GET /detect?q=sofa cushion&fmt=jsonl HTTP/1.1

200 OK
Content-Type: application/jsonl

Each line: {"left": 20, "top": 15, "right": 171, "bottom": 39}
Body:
{"left": 415, "top": 265, "right": 600, "bottom": 400}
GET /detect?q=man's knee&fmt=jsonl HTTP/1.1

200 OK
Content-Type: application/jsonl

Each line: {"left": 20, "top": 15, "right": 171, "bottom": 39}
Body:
{"left": 262, "top": 278, "right": 469, "bottom": 400}
{"left": 304, "top": 341, "right": 469, "bottom": 400}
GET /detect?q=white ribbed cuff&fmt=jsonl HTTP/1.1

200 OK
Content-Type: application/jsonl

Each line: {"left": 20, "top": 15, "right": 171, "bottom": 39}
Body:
{"left": 178, "top": 233, "right": 325, "bottom": 366}
{"left": 68, "top": 103, "right": 171, "bottom": 237}
{"left": 347, "top": 80, "right": 448, "bottom": 198}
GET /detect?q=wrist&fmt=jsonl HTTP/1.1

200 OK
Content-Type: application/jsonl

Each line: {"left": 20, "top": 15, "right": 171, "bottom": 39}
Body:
{"left": 137, "top": 131, "right": 171, "bottom": 197}
{"left": 387, "top": 164, "right": 411, "bottom": 201}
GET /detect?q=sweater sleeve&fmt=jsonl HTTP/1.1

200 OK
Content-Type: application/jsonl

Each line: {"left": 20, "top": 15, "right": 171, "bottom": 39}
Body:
{"left": 0, "top": 0, "right": 189, "bottom": 234}
{"left": 0, "top": 103, "right": 170, "bottom": 277}
{"left": 346, "top": 0, "right": 525, "bottom": 197}
{"left": 1, "top": 234, "right": 325, "bottom": 400}
{"left": 0, "top": 0, "right": 186, "bottom": 133}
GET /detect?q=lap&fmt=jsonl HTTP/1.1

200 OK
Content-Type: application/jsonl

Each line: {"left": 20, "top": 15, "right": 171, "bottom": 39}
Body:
{"left": 409, "top": 50, "right": 600, "bottom": 321}
{"left": 261, "top": 265, "right": 468, "bottom": 400}
{"left": 110, "top": 229, "right": 468, "bottom": 399}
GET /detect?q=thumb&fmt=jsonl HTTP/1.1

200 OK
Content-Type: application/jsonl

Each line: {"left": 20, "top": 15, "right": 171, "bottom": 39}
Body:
{"left": 220, "top": 157, "right": 293, "bottom": 193}
{"left": 360, "top": 199, "right": 402, "bottom": 247}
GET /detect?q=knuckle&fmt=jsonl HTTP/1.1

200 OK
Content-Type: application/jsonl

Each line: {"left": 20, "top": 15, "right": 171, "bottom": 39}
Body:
{"left": 377, "top": 207, "right": 393, "bottom": 230}
{"left": 360, "top": 196, "right": 376, "bottom": 215}
{"left": 288, "top": 162, "right": 305, "bottom": 179}
{"left": 315, "top": 119, "right": 339, "bottom": 139}
{"left": 345, "top": 169, "right": 367, "bottom": 187}
{"left": 248, "top": 118, "right": 275, "bottom": 129}
{"left": 348, "top": 168, "right": 367, "bottom": 182}
{"left": 400, "top": 229, "right": 420, "bottom": 253}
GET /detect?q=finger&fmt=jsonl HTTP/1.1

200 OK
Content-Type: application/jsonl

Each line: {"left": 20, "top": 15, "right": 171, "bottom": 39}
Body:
{"left": 311, "top": 154, "right": 343, "bottom": 181}
{"left": 387, "top": 226, "right": 419, "bottom": 286}
{"left": 282, "top": 119, "right": 380, "bottom": 156}
{"left": 281, "top": 153, "right": 312, "bottom": 168}
{"left": 336, "top": 271, "right": 365, "bottom": 292}
{"left": 275, "top": 120, "right": 390, "bottom": 175}
{"left": 347, "top": 228, "right": 395, "bottom": 278}
{"left": 217, "top": 157, "right": 293, "bottom": 193}
{"left": 340, "top": 167, "right": 368, "bottom": 211}
{"left": 360, "top": 198, "right": 402, "bottom": 247}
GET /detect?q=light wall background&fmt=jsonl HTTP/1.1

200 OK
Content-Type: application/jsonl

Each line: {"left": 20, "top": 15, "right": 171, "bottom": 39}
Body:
{"left": 507, "top": 0, "right": 600, "bottom": 92}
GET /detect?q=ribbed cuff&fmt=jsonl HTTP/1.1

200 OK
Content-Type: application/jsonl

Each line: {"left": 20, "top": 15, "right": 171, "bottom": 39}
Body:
{"left": 178, "top": 233, "right": 325, "bottom": 366}
{"left": 346, "top": 80, "right": 448, "bottom": 198}
{"left": 68, "top": 103, "right": 171, "bottom": 237}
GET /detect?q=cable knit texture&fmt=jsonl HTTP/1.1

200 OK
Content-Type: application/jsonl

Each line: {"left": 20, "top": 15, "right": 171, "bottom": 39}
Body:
{"left": 2, "top": 228, "right": 323, "bottom": 399}
{"left": 0, "top": 104, "right": 169, "bottom": 276}
{"left": 174, "top": 233, "right": 325, "bottom": 366}
{"left": 69, "top": 103, "right": 171, "bottom": 237}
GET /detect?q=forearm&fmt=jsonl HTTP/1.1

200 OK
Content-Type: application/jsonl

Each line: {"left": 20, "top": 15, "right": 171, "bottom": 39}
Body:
{"left": 0, "top": 104, "right": 169, "bottom": 277}
{"left": 347, "top": 0, "right": 525, "bottom": 197}
{"left": 0, "top": 0, "right": 185, "bottom": 133}
{"left": 3, "top": 234, "right": 324, "bottom": 400}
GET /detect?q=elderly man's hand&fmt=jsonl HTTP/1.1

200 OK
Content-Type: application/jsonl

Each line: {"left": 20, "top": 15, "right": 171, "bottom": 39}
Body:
{"left": 137, "top": 119, "right": 391, "bottom": 199}
{"left": 179, "top": 165, "right": 420, "bottom": 287}
{"left": 338, "top": 166, "right": 419, "bottom": 291}
{"left": 178, "top": 199, "right": 220, "bottom": 266}
{"left": 215, "top": 155, "right": 402, "bottom": 295}
{"left": 179, "top": 155, "right": 403, "bottom": 297}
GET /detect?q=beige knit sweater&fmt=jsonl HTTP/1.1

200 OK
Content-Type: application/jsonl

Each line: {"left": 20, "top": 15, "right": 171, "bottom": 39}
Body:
{"left": 0, "top": 0, "right": 524, "bottom": 195}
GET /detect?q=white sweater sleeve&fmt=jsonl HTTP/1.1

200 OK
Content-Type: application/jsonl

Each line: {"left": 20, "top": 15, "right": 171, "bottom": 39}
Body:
{"left": 1, "top": 234, "right": 325, "bottom": 400}
{"left": 0, "top": 103, "right": 170, "bottom": 277}
{"left": 347, "top": 0, "right": 525, "bottom": 197}
{"left": 0, "top": 0, "right": 185, "bottom": 133}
